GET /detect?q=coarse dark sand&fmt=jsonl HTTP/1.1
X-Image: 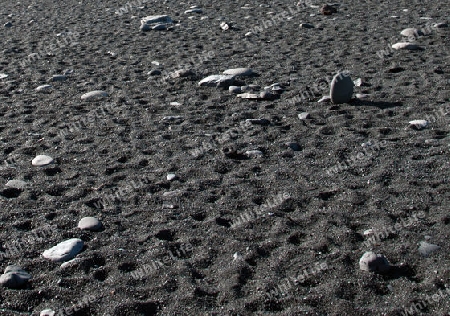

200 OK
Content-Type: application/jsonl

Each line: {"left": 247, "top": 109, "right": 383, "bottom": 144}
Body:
{"left": 0, "top": 0, "right": 449, "bottom": 315}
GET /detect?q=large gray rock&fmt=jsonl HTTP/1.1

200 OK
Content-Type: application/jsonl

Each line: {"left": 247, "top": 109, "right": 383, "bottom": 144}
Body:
{"left": 330, "top": 72, "right": 354, "bottom": 104}
{"left": 42, "top": 238, "right": 84, "bottom": 262}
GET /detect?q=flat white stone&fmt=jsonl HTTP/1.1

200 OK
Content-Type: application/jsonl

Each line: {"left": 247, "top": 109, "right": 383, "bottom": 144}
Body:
{"left": 330, "top": 72, "right": 354, "bottom": 104}
{"left": 198, "top": 74, "right": 235, "bottom": 87}
{"left": 356, "top": 93, "right": 371, "bottom": 99}
{"left": 223, "top": 68, "right": 256, "bottom": 76}
{"left": 392, "top": 42, "right": 420, "bottom": 50}
{"left": 42, "top": 238, "right": 84, "bottom": 262}
{"left": 0, "top": 73, "right": 8, "bottom": 79}
{"left": 32, "top": 154, "right": 53, "bottom": 166}
{"left": 78, "top": 217, "right": 103, "bottom": 231}
{"left": 81, "top": 90, "right": 108, "bottom": 100}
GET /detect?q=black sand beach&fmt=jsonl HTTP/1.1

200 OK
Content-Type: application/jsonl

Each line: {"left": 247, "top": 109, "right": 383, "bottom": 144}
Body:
{"left": 0, "top": 0, "right": 449, "bottom": 315}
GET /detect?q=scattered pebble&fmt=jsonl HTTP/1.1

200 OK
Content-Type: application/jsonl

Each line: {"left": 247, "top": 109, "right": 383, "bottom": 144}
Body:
{"left": 4, "top": 22, "right": 12, "bottom": 28}
{"left": 318, "top": 95, "right": 331, "bottom": 103}
{"left": 391, "top": 42, "right": 420, "bottom": 50}
{"left": 409, "top": 119, "right": 429, "bottom": 130}
{"left": 36, "top": 84, "right": 52, "bottom": 92}
{"left": 32, "top": 155, "right": 53, "bottom": 166}
{"left": 433, "top": 22, "right": 448, "bottom": 28}
{"left": 229, "top": 86, "right": 242, "bottom": 94}
{"left": 330, "top": 72, "right": 354, "bottom": 104}
{"left": 359, "top": 251, "right": 391, "bottom": 272}
{"left": 0, "top": 265, "right": 32, "bottom": 289}
{"left": 418, "top": 241, "right": 440, "bottom": 257}
{"left": 42, "top": 238, "right": 84, "bottom": 262}
{"left": 223, "top": 68, "right": 256, "bottom": 77}
{"left": 198, "top": 74, "right": 236, "bottom": 87}
{"left": 60, "top": 258, "right": 81, "bottom": 269}
{"left": 220, "top": 22, "right": 230, "bottom": 30}
{"left": 246, "top": 118, "right": 270, "bottom": 125}
{"left": 185, "top": 8, "right": 202, "bottom": 14}
{"left": 320, "top": 4, "right": 337, "bottom": 15}
{"left": 286, "top": 142, "right": 301, "bottom": 151}
{"left": 355, "top": 93, "right": 371, "bottom": 99}
{"left": 0, "top": 73, "right": 8, "bottom": 79}
{"left": 245, "top": 150, "right": 263, "bottom": 158}
{"left": 400, "top": 28, "right": 423, "bottom": 38}
{"left": 300, "top": 23, "right": 314, "bottom": 28}
{"left": 298, "top": 112, "right": 311, "bottom": 120}
{"left": 5, "top": 179, "right": 27, "bottom": 189}
{"left": 170, "top": 101, "right": 182, "bottom": 106}
{"left": 81, "top": 90, "right": 108, "bottom": 100}
{"left": 167, "top": 173, "right": 177, "bottom": 181}
{"left": 40, "top": 309, "right": 56, "bottom": 316}
{"left": 140, "top": 15, "right": 173, "bottom": 31}
{"left": 78, "top": 217, "right": 103, "bottom": 231}
{"left": 51, "top": 75, "right": 67, "bottom": 82}
{"left": 236, "top": 93, "right": 259, "bottom": 99}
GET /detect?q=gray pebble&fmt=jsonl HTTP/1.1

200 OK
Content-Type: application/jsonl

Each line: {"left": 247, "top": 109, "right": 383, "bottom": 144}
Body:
{"left": 81, "top": 90, "right": 108, "bottom": 100}
{"left": 223, "top": 68, "right": 256, "bottom": 77}
{"left": 140, "top": 15, "right": 173, "bottom": 31}
{"left": 286, "top": 142, "right": 301, "bottom": 151}
{"left": 78, "top": 217, "right": 103, "bottom": 231}
{"left": 418, "top": 241, "right": 440, "bottom": 257}
{"left": 0, "top": 265, "right": 31, "bottom": 288}
{"left": 408, "top": 119, "right": 428, "bottom": 130}
{"left": 50, "top": 75, "right": 67, "bottom": 82}
{"left": 400, "top": 28, "right": 423, "bottom": 38}
{"left": 330, "top": 72, "right": 354, "bottom": 104}
{"left": 5, "top": 179, "right": 27, "bottom": 189}
{"left": 359, "top": 251, "right": 391, "bottom": 272}
{"left": 4, "top": 22, "right": 12, "bottom": 28}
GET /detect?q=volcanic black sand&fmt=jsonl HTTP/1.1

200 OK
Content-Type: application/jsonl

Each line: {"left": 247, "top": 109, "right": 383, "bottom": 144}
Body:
{"left": 0, "top": 0, "right": 449, "bottom": 315}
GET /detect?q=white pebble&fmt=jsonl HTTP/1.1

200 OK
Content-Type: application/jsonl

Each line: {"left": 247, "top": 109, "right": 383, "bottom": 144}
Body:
{"left": 32, "top": 155, "right": 53, "bottom": 166}
{"left": 42, "top": 238, "right": 84, "bottom": 262}
{"left": 359, "top": 251, "right": 391, "bottom": 272}
{"left": 81, "top": 90, "right": 108, "bottom": 100}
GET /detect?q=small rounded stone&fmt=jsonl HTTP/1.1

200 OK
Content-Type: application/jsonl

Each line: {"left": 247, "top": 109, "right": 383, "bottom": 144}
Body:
{"left": 78, "top": 217, "right": 103, "bottom": 231}
{"left": 359, "top": 251, "right": 391, "bottom": 272}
